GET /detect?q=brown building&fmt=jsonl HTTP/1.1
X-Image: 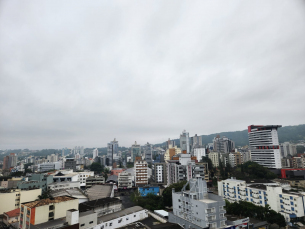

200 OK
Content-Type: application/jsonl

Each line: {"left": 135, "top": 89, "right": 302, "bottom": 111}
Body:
{"left": 134, "top": 160, "right": 148, "bottom": 186}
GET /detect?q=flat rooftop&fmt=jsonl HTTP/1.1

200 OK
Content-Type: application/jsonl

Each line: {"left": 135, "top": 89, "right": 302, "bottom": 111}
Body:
{"left": 98, "top": 206, "right": 143, "bottom": 222}
{"left": 23, "top": 196, "right": 76, "bottom": 208}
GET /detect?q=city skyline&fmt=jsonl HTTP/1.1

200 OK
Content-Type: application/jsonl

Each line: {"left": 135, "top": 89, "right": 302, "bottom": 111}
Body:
{"left": 1, "top": 1, "right": 305, "bottom": 149}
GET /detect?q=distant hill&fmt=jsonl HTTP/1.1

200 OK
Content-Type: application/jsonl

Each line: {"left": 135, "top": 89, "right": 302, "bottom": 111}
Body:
{"left": 155, "top": 124, "right": 305, "bottom": 147}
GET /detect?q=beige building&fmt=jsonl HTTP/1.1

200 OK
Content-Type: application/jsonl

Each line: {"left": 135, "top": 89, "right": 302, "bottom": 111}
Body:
{"left": 134, "top": 160, "right": 148, "bottom": 186}
{"left": 164, "top": 145, "right": 181, "bottom": 161}
{"left": 0, "top": 189, "right": 41, "bottom": 214}
{"left": 208, "top": 152, "right": 220, "bottom": 167}
{"left": 20, "top": 196, "right": 78, "bottom": 229}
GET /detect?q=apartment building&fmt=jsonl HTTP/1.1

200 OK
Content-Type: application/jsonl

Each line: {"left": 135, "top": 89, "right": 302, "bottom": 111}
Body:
{"left": 134, "top": 160, "right": 148, "bottom": 186}
{"left": 186, "top": 162, "right": 209, "bottom": 182}
{"left": 193, "top": 145, "right": 206, "bottom": 162}
{"left": 144, "top": 142, "right": 153, "bottom": 164}
{"left": 131, "top": 141, "right": 141, "bottom": 162}
{"left": 229, "top": 152, "right": 242, "bottom": 167}
{"left": 38, "top": 162, "right": 61, "bottom": 172}
{"left": 248, "top": 125, "right": 282, "bottom": 168}
{"left": 151, "top": 162, "right": 167, "bottom": 185}
{"left": 118, "top": 171, "right": 133, "bottom": 189}
{"left": 218, "top": 178, "right": 305, "bottom": 222}
{"left": 20, "top": 196, "right": 78, "bottom": 229}
{"left": 0, "top": 189, "right": 41, "bottom": 214}
{"left": 213, "top": 136, "right": 235, "bottom": 154}
{"left": 167, "top": 161, "right": 186, "bottom": 185}
{"left": 17, "top": 174, "right": 53, "bottom": 191}
{"left": 169, "top": 177, "right": 226, "bottom": 229}
{"left": 64, "top": 158, "right": 76, "bottom": 172}
{"left": 208, "top": 152, "right": 220, "bottom": 167}
{"left": 180, "top": 130, "right": 190, "bottom": 154}
{"left": 78, "top": 171, "right": 94, "bottom": 187}
{"left": 86, "top": 176, "right": 105, "bottom": 188}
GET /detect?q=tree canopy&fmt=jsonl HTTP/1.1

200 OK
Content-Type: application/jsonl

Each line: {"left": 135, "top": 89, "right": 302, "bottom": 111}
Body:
{"left": 225, "top": 200, "right": 286, "bottom": 227}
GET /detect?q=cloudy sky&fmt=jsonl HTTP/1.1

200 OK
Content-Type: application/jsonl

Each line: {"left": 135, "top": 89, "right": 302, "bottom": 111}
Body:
{"left": 1, "top": 0, "right": 305, "bottom": 149}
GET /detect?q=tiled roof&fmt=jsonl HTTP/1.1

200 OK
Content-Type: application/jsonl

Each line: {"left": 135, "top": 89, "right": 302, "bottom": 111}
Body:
{"left": 5, "top": 208, "right": 20, "bottom": 218}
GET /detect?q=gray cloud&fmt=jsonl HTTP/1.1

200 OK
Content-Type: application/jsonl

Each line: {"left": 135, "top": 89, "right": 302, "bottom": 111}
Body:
{"left": 1, "top": 0, "right": 305, "bottom": 149}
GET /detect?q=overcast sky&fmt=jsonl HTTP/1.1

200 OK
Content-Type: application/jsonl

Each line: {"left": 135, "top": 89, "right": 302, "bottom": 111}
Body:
{"left": 1, "top": 1, "right": 305, "bottom": 150}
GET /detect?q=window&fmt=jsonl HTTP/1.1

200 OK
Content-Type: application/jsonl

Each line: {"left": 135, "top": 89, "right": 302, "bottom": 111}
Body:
{"left": 49, "top": 205, "right": 54, "bottom": 210}
{"left": 80, "top": 224, "right": 85, "bottom": 227}
{"left": 109, "top": 223, "right": 112, "bottom": 226}
{"left": 89, "top": 221, "right": 94, "bottom": 224}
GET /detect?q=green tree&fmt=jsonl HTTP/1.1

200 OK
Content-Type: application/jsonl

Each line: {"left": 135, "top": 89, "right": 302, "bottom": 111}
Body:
{"left": 38, "top": 188, "right": 52, "bottom": 200}
{"left": 162, "top": 181, "right": 188, "bottom": 207}
{"left": 202, "top": 156, "right": 214, "bottom": 172}
{"left": 90, "top": 162, "right": 104, "bottom": 174}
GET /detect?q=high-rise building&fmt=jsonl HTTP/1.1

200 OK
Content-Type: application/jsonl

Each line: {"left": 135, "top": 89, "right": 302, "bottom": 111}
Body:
{"left": 180, "top": 130, "right": 190, "bottom": 154}
{"left": 144, "top": 142, "right": 152, "bottom": 164}
{"left": 248, "top": 125, "right": 282, "bottom": 169}
{"left": 213, "top": 136, "right": 235, "bottom": 153}
{"left": 166, "top": 138, "right": 176, "bottom": 149}
{"left": 134, "top": 159, "right": 148, "bottom": 186}
{"left": 151, "top": 162, "right": 167, "bottom": 185}
{"left": 47, "top": 154, "right": 58, "bottom": 163}
{"left": 92, "top": 148, "right": 98, "bottom": 159}
{"left": 65, "top": 158, "right": 76, "bottom": 171}
{"left": 107, "top": 138, "right": 119, "bottom": 166}
{"left": 3, "top": 153, "right": 17, "bottom": 171}
{"left": 131, "top": 141, "right": 141, "bottom": 162}
{"left": 280, "top": 142, "right": 297, "bottom": 157}
{"left": 193, "top": 145, "right": 206, "bottom": 161}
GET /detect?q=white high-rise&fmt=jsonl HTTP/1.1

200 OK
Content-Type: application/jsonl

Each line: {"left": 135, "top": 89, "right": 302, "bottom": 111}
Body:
{"left": 248, "top": 125, "right": 282, "bottom": 169}
{"left": 92, "top": 148, "right": 98, "bottom": 159}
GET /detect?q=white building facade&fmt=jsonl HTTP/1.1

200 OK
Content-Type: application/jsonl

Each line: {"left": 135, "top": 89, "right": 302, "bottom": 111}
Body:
{"left": 218, "top": 178, "right": 305, "bottom": 222}
{"left": 248, "top": 125, "right": 282, "bottom": 169}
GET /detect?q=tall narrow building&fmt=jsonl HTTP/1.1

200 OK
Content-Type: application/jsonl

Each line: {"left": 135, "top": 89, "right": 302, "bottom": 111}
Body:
{"left": 144, "top": 142, "right": 152, "bottom": 164}
{"left": 107, "top": 138, "right": 119, "bottom": 166}
{"left": 248, "top": 125, "right": 282, "bottom": 168}
{"left": 180, "top": 130, "right": 190, "bottom": 154}
{"left": 131, "top": 141, "right": 141, "bottom": 162}
{"left": 92, "top": 148, "right": 98, "bottom": 159}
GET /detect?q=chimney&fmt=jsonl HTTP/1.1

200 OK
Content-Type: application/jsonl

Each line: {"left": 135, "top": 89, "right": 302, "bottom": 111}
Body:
{"left": 66, "top": 209, "right": 79, "bottom": 225}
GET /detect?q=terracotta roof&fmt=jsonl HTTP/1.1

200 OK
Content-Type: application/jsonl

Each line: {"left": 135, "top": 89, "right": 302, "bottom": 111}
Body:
{"left": 23, "top": 196, "right": 75, "bottom": 208}
{"left": 5, "top": 208, "right": 20, "bottom": 218}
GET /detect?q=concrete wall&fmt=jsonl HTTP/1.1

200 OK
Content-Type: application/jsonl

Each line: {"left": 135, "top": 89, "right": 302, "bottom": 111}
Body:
{"left": 54, "top": 199, "right": 79, "bottom": 219}
{"left": 34, "top": 205, "right": 49, "bottom": 225}
{"left": 0, "top": 192, "right": 16, "bottom": 214}
{"left": 79, "top": 212, "right": 97, "bottom": 229}
{"left": 20, "top": 189, "right": 41, "bottom": 207}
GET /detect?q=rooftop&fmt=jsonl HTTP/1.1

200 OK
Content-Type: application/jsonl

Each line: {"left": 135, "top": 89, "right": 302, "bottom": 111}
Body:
{"left": 31, "top": 217, "right": 66, "bottom": 229}
{"left": 4, "top": 208, "right": 20, "bottom": 218}
{"left": 98, "top": 206, "right": 143, "bottom": 222}
{"left": 86, "top": 185, "right": 113, "bottom": 201}
{"left": 79, "top": 197, "right": 121, "bottom": 212}
{"left": 23, "top": 196, "right": 76, "bottom": 208}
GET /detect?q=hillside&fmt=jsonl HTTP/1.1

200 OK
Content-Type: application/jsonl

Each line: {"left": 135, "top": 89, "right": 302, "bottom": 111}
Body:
{"left": 156, "top": 124, "right": 305, "bottom": 147}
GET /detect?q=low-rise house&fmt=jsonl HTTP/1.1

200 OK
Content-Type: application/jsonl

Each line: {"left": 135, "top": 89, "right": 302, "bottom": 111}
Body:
{"left": 3, "top": 208, "right": 20, "bottom": 226}
{"left": 20, "top": 196, "right": 79, "bottom": 229}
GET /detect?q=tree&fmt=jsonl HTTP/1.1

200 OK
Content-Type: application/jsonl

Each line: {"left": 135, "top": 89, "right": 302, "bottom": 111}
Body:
{"left": 38, "top": 188, "right": 52, "bottom": 200}
{"left": 90, "top": 162, "right": 104, "bottom": 174}
{"left": 202, "top": 156, "right": 214, "bottom": 172}
{"left": 162, "top": 181, "right": 188, "bottom": 207}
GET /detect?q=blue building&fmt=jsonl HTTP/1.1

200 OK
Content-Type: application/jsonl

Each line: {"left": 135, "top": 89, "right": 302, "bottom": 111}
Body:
{"left": 138, "top": 186, "right": 160, "bottom": 196}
